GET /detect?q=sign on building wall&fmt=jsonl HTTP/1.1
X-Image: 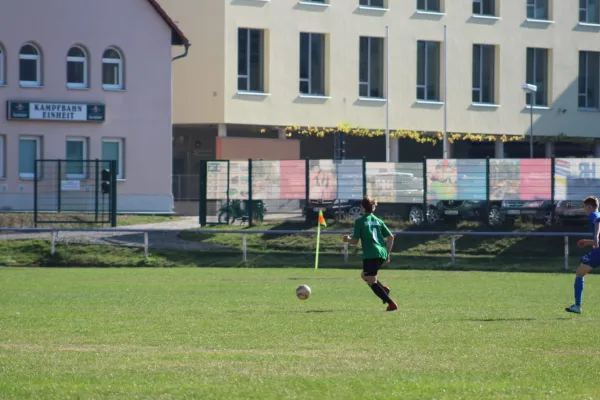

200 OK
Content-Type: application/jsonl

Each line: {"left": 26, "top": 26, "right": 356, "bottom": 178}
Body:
{"left": 7, "top": 101, "right": 105, "bottom": 122}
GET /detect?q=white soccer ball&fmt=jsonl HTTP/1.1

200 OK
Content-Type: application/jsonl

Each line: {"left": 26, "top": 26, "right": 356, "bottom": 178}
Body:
{"left": 296, "top": 284, "right": 311, "bottom": 300}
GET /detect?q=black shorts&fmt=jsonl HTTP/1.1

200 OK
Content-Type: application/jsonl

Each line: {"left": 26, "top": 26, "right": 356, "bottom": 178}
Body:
{"left": 362, "top": 258, "right": 385, "bottom": 277}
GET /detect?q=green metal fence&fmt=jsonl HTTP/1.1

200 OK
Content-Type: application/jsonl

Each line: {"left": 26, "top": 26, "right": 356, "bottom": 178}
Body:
{"left": 34, "top": 159, "right": 117, "bottom": 227}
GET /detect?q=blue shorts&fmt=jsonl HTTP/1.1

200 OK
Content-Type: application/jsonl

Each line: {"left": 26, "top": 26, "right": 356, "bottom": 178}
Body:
{"left": 581, "top": 248, "right": 600, "bottom": 268}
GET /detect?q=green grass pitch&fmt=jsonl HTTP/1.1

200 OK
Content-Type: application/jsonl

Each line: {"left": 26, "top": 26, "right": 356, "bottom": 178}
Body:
{"left": 1, "top": 267, "right": 600, "bottom": 399}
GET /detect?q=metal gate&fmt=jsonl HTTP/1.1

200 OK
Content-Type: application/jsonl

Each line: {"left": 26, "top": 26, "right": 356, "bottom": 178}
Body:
{"left": 34, "top": 159, "right": 117, "bottom": 227}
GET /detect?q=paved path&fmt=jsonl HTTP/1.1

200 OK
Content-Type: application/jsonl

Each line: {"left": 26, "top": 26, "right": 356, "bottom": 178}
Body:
{"left": 0, "top": 217, "right": 227, "bottom": 252}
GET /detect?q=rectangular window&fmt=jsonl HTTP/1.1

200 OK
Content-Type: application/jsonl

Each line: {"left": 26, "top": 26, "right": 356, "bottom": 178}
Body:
{"left": 473, "top": 0, "right": 496, "bottom": 16}
{"left": 238, "top": 28, "right": 265, "bottom": 93}
{"left": 0, "top": 47, "right": 4, "bottom": 85}
{"left": 580, "top": 0, "right": 600, "bottom": 23}
{"left": 527, "top": 0, "right": 549, "bottom": 20}
{"left": 359, "top": 36, "right": 384, "bottom": 98}
{"left": 417, "top": 40, "right": 441, "bottom": 101}
{"left": 299, "top": 33, "right": 326, "bottom": 96}
{"left": 102, "top": 139, "right": 124, "bottom": 180}
{"left": 66, "top": 138, "right": 87, "bottom": 179}
{"left": 19, "top": 137, "right": 41, "bottom": 179}
{"left": 0, "top": 136, "right": 4, "bottom": 178}
{"left": 360, "top": 0, "right": 385, "bottom": 7}
{"left": 526, "top": 48, "right": 549, "bottom": 106}
{"left": 472, "top": 44, "right": 496, "bottom": 104}
{"left": 417, "top": 0, "right": 441, "bottom": 12}
{"left": 579, "top": 51, "right": 600, "bottom": 109}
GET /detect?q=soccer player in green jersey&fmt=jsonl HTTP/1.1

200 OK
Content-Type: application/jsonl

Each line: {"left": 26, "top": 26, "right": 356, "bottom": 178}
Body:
{"left": 344, "top": 196, "right": 398, "bottom": 311}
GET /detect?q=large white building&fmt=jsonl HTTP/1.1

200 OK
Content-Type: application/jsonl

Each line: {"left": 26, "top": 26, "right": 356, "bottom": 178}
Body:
{"left": 161, "top": 0, "right": 600, "bottom": 168}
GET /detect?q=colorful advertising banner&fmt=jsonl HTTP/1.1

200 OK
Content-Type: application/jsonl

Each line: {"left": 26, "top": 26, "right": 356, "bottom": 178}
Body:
{"left": 250, "top": 160, "right": 306, "bottom": 200}
{"left": 228, "top": 161, "right": 249, "bottom": 200}
{"left": 489, "top": 159, "right": 551, "bottom": 201}
{"left": 336, "top": 160, "right": 363, "bottom": 200}
{"left": 366, "top": 162, "right": 424, "bottom": 204}
{"left": 555, "top": 158, "right": 600, "bottom": 201}
{"left": 279, "top": 160, "right": 306, "bottom": 200}
{"left": 206, "top": 161, "right": 228, "bottom": 200}
{"left": 426, "top": 159, "right": 486, "bottom": 200}
{"left": 308, "top": 160, "right": 363, "bottom": 200}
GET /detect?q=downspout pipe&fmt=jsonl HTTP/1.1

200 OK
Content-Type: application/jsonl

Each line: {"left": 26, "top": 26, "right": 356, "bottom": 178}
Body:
{"left": 172, "top": 43, "right": 191, "bottom": 61}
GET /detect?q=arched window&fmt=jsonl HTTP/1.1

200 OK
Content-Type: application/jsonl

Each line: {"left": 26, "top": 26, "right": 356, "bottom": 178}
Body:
{"left": 0, "top": 44, "right": 5, "bottom": 85}
{"left": 102, "top": 47, "right": 123, "bottom": 90}
{"left": 67, "top": 46, "right": 88, "bottom": 89}
{"left": 19, "top": 43, "right": 41, "bottom": 87}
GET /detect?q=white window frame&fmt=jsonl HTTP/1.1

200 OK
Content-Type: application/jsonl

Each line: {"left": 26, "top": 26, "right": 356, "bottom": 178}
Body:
{"left": 359, "top": 36, "right": 385, "bottom": 99}
{"left": 0, "top": 45, "right": 5, "bottom": 85}
{"left": 580, "top": 0, "right": 600, "bottom": 23}
{"left": 360, "top": 0, "right": 385, "bottom": 8}
{"left": 102, "top": 139, "right": 124, "bottom": 180}
{"left": 67, "top": 46, "right": 88, "bottom": 89}
{"left": 66, "top": 137, "right": 88, "bottom": 179}
{"left": 0, "top": 135, "right": 5, "bottom": 178}
{"left": 102, "top": 47, "right": 124, "bottom": 91}
{"left": 473, "top": 0, "right": 496, "bottom": 16}
{"left": 472, "top": 44, "right": 496, "bottom": 104}
{"left": 417, "top": 0, "right": 442, "bottom": 12}
{"left": 19, "top": 136, "right": 41, "bottom": 179}
{"left": 579, "top": 51, "right": 599, "bottom": 110}
{"left": 527, "top": 0, "right": 549, "bottom": 20}
{"left": 299, "top": 32, "right": 326, "bottom": 96}
{"left": 417, "top": 40, "right": 441, "bottom": 102}
{"left": 237, "top": 28, "right": 265, "bottom": 93}
{"left": 526, "top": 47, "right": 549, "bottom": 106}
{"left": 19, "top": 43, "right": 42, "bottom": 87}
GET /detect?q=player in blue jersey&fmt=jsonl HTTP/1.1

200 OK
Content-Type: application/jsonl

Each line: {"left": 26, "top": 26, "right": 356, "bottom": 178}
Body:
{"left": 565, "top": 196, "right": 600, "bottom": 314}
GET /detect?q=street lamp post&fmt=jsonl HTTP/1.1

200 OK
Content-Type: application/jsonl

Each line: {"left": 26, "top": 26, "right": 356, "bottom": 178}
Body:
{"left": 521, "top": 83, "right": 538, "bottom": 159}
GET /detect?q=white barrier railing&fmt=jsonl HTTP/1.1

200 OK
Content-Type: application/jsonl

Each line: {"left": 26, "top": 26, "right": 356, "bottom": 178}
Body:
{"left": 0, "top": 228, "right": 591, "bottom": 270}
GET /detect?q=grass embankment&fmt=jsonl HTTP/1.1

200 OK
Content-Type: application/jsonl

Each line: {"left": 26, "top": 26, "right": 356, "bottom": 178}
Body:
{"left": 0, "top": 213, "right": 180, "bottom": 229}
{"left": 1, "top": 219, "right": 593, "bottom": 272}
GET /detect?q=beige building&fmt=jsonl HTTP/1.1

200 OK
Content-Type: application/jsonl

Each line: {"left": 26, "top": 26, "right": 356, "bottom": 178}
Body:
{"left": 161, "top": 0, "right": 600, "bottom": 171}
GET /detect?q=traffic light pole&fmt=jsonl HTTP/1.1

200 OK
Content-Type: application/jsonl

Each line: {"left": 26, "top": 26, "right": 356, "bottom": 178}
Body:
{"left": 110, "top": 160, "right": 117, "bottom": 227}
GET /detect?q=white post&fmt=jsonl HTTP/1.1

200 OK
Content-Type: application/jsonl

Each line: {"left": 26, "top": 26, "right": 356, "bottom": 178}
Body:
{"left": 50, "top": 231, "right": 56, "bottom": 255}
{"left": 242, "top": 234, "right": 247, "bottom": 263}
{"left": 545, "top": 141, "right": 554, "bottom": 158}
{"left": 218, "top": 123, "right": 227, "bottom": 137}
{"left": 343, "top": 242, "right": 349, "bottom": 263}
{"left": 385, "top": 25, "right": 390, "bottom": 162}
{"left": 442, "top": 25, "right": 449, "bottom": 159}
{"left": 451, "top": 235, "right": 456, "bottom": 265}
{"left": 564, "top": 236, "right": 569, "bottom": 271}
{"left": 144, "top": 232, "right": 149, "bottom": 259}
{"left": 494, "top": 137, "right": 504, "bottom": 159}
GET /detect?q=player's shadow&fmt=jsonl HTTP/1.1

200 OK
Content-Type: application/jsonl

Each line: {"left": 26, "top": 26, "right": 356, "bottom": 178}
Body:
{"left": 466, "top": 317, "right": 571, "bottom": 322}
{"left": 304, "top": 309, "right": 335, "bottom": 314}
{"left": 467, "top": 317, "right": 537, "bottom": 322}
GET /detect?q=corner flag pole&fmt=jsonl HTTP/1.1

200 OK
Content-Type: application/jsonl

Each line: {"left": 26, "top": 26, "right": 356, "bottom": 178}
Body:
{"left": 315, "top": 210, "right": 326, "bottom": 270}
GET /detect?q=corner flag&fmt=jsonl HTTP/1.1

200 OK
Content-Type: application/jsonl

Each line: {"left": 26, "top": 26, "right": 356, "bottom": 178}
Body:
{"left": 315, "top": 211, "right": 326, "bottom": 270}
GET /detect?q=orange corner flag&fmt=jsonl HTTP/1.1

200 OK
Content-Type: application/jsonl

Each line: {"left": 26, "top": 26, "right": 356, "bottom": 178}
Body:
{"left": 318, "top": 210, "right": 327, "bottom": 227}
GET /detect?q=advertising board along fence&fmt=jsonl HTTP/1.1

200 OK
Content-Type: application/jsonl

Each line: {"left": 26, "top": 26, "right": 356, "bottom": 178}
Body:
{"left": 200, "top": 157, "right": 600, "bottom": 225}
